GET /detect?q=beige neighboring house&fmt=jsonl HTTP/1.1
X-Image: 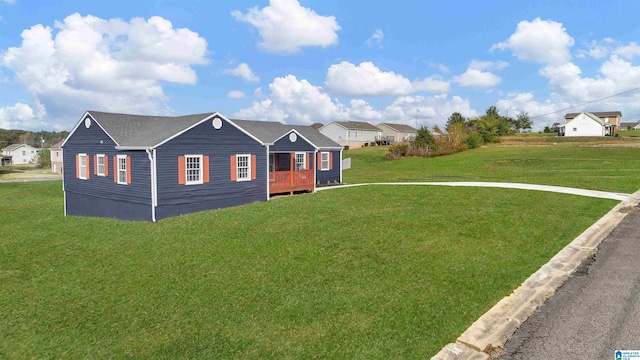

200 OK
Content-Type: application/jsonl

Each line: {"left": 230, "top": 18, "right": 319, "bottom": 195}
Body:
{"left": 1, "top": 143, "right": 39, "bottom": 165}
{"left": 376, "top": 123, "right": 417, "bottom": 144}
{"left": 564, "top": 111, "right": 622, "bottom": 131}
{"left": 319, "top": 121, "right": 382, "bottom": 149}
{"left": 557, "top": 112, "right": 616, "bottom": 137}
{"left": 620, "top": 122, "right": 640, "bottom": 130}
{"left": 50, "top": 141, "right": 63, "bottom": 174}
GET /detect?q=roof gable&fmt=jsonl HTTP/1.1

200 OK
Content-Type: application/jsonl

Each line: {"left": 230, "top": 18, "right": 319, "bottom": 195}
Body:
{"left": 565, "top": 111, "right": 622, "bottom": 119}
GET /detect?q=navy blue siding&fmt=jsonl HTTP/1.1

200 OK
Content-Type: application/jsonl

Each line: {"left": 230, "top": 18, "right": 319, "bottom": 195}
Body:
{"left": 63, "top": 118, "right": 152, "bottom": 221}
{"left": 155, "top": 117, "right": 267, "bottom": 220}
{"left": 271, "top": 132, "right": 315, "bottom": 152}
{"left": 316, "top": 150, "right": 341, "bottom": 185}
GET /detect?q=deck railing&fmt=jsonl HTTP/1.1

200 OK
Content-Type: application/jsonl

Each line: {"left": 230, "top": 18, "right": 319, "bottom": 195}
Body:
{"left": 269, "top": 169, "right": 314, "bottom": 194}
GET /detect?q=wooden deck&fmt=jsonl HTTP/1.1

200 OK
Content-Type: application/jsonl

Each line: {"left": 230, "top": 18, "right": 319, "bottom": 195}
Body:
{"left": 269, "top": 170, "right": 314, "bottom": 194}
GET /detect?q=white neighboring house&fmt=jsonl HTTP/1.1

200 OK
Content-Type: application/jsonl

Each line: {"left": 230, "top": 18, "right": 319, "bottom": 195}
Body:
{"left": 1, "top": 144, "right": 39, "bottom": 165}
{"left": 376, "top": 123, "right": 418, "bottom": 144}
{"left": 557, "top": 112, "right": 616, "bottom": 137}
{"left": 319, "top": 121, "right": 382, "bottom": 149}
{"left": 565, "top": 111, "right": 621, "bottom": 130}
{"left": 50, "top": 141, "right": 63, "bottom": 174}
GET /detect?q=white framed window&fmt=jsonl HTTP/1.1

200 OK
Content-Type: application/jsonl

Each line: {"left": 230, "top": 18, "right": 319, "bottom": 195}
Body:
{"left": 22, "top": 150, "right": 26, "bottom": 156}
{"left": 237, "top": 154, "right": 251, "bottom": 181}
{"left": 117, "top": 155, "right": 128, "bottom": 185}
{"left": 97, "top": 154, "right": 106, "bottom": 176}
{"left": 320, "top": 152, "right": 330, "bottom": 171}
{"left": 79, "top": 153, "right": 87, "bottom": 180}
{"left": 185, "top": 155, "right": 203, "bottom": 185}
{"left": 295, "top": 152, "right": 306, "bottom": 170}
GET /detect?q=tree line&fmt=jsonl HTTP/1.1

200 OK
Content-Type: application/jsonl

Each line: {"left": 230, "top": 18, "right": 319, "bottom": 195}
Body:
{"left": 387, "top": 106, "right": 533, "bottom": 159}
{"left": 0, "top": 129, "right": 69, "bottom": 150}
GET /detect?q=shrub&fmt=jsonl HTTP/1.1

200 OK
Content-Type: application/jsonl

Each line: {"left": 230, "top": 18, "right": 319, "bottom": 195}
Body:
{"left": 387, "top": 142, "right": 410, "bottom": 157}
{"left": 465, "top": 131, "right": 484, "bottom": 149}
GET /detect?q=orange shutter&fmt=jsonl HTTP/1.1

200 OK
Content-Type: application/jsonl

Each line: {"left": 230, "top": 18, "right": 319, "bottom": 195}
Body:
{"left": 76, "top": 154, "right": 80, "bottom": 178}
{"left": 203, "top": 156, "right": 210, "bottom": 183}
{"left": 104, "top": 156, "right": 109, "bottom": 176}
{"left": 307, "top": 153, "right": 311, "bottom": 170}
{"left": 317, "top": 152, "right": 321, "bottom": 169}
{"left": 329, "top": 152, "right": 333, "bottom": 170}
{"left": 94, "top": 155, "right": 97, "bottom": 175}
{"left": 113, "top": 156, "right": 117, "bottom": 183}
{"left": 178, "top": 156, "right": 186, "bottom": 184}
{"left": 126, "top": 156, "right": 132, "bottom": 184}
{"left": 86, "top": 156, "right": 90, "bottom": 179}
{"left": 251, "top": 155, "right": 257, "bottom": 180}
{"left": 230, "top": 155, "right": 237, "bottom": 181}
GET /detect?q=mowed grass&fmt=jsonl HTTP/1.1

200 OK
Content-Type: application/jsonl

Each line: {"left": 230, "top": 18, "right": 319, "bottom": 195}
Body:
{"left": 0, "top": 180, "right": 618, "bottom": 358}
{"left": 343, "top": 145, "right": 640, "bottom": 193}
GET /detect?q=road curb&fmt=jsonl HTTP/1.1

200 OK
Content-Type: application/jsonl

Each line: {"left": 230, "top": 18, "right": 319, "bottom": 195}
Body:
{"left": 432, "top": 189, "right": 640, "bottom": 359}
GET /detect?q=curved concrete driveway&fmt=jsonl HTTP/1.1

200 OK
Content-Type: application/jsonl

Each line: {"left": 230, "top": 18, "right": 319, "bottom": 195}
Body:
{"left": 317, "top": 181, "right": 630, "bottom": 201}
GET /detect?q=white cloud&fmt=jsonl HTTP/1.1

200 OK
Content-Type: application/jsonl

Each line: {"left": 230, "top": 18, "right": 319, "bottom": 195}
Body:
{"left": 614, "top": 42, "right": 640, "bottom": 59}
{"left": 492, "top": 18, "right": 574, "bottom": 65}
{"left": 468, "top": 59, "right": 509, "bottom": 71}
{"left": 366, "top": 29, "right": 384, "bottom": 48}
{"left": 1, "top": 13, "right": 208, "bottom": 130}
{"left": 235, "top": 75, "right": 473, "bottom": 128}
{"left": 325, "top": 61, "right": 450, "bottom": 97}
{"left": 0, "top": 103, "right": 37, "bottom": 129}
{"left": 1, "top": 0, "right": 15, "bottom": 4}
{"left": 254, "top": 87, "right": 263, "bottom": 97}
{"left": 227, "top": 90, "right": 245, "bottom": 99}
{"left": 231, "top": 0, "right": 340, "bottom": 54}
{"left": 223, "top": 62, "right": 259, "bottom": 82}
{"left": 453, "top": 68, "right": 501, "bottom": 88}
{"left": 496, "top": 92, "right": 570, "bottom": 130}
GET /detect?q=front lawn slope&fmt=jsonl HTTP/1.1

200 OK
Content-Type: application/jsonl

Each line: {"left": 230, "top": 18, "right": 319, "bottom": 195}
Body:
{"left": 0, "top": 181, "right": 616, "bottom": 358}
{"left": 344, "top": 145, "right": 640, "bottom": 194}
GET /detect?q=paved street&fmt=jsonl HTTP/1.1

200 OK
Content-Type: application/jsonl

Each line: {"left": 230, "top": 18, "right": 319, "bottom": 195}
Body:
{"left": 498, "top": 207, "right": 640, "bottom": 359}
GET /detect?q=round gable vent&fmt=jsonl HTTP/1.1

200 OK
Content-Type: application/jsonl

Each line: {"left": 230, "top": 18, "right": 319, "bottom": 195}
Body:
{"left": 289, "top": 133, "right": 297, "bottom": 142}
{"left": 84, "top": 118, "right": 91, "bottom": 128}
{"left": 212, "top": 117, "right": 223, "bottom": 130}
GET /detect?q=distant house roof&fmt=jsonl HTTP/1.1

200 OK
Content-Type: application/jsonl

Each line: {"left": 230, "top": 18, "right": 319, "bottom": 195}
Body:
{"left": 49, "top": 141, "right": 63, "bottom": 150}
{"left": 2, "top": 143, "right": 35, "bottom": 151}
{"left": 565, "top": 111, "right": 622, "bottom": 119}
{"left": 330, "top": 121, "right": 380, "bottom": 131}
{"left": 620, "top": 122, "right": 640, "bottom": 128}
{"left": 310, "top": 123, "right": 324, "bottom": 130}
{"left": 378, "top": 123, "right": 417, "bottom": 132}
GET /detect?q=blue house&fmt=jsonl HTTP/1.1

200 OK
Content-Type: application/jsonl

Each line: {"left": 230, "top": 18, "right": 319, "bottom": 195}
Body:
{"left": 61, "top": 111, "right": 343, "bottom": 222}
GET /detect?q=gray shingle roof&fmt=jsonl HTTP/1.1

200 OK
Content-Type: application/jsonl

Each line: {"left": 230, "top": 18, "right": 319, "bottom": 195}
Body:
{"left": 78, "top": 111, "right": 341, "bottom": 150}
{"left": 2, "top": 143, "right": 30, "bottom": 151}
{"left": 378, "top": 123, "right": 417, "bottom": 132}
{"left": 331, "top": 121, "right": 380, "bottom": 131}
{"left": 231, "top": 119, "right": 342, "bottom": 149}
{"left": 88, "top": 111, "right": 215, "bottom": 147}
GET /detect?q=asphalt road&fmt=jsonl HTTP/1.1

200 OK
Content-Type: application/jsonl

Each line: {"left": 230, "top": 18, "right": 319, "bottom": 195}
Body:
{"left": 498, "top": 207, "right": 640, "bottom": 359}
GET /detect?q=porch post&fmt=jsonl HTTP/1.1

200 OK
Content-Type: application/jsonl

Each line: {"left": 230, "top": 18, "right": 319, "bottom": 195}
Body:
{"left": 290, "top": 152, "right": 294, "bottom": 194}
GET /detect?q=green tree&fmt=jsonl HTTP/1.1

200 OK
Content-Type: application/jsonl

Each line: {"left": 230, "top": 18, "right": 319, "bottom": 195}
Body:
{"left": 515, "top": 112, "right": 533, "bottom": 133}
{"left": 445, "top": 112, "right": 466, "bottom": 129}
{"left": 414, "top": 126, "right": 439, "bottom": 152}
{"left": 37, "top": 149, "right": 51, "bottom": 169}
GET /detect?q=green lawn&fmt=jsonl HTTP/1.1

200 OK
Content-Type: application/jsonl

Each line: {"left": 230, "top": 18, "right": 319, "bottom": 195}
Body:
{"left": 343, "top": 145, "right": 640, "bottom": 193}
{"left": 0, "top": 177, "right": 620, "bottom": 358}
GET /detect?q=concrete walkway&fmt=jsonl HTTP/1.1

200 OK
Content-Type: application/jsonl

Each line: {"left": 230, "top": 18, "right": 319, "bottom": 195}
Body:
{"left": 316, "top": 181, "right": 630, "bottom": 201}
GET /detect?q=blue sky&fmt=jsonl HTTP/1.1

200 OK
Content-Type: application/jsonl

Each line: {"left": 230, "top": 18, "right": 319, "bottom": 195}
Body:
{"left": 2, "top": 0, "right": 640, "bottom": 131}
